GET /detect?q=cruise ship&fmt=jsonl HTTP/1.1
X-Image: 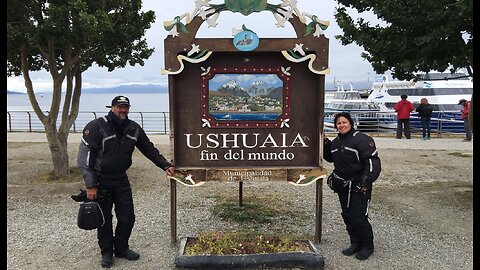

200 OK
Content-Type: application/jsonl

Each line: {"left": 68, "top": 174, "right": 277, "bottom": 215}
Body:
{"left": 367, "top": 73, "right": 472, "bottom": 111}
{"left": 366, "top": 72, "right": 473, "bottom": 132}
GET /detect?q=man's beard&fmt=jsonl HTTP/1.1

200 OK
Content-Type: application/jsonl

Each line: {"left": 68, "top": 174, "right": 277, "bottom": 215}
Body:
{"left": 116, "top": 112, "right": 128, "bottom": 120}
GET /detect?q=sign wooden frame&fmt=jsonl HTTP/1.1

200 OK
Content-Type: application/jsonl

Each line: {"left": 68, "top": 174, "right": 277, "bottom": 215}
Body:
{"left": 163, "top": 8, "right": 329, "bottom": 244}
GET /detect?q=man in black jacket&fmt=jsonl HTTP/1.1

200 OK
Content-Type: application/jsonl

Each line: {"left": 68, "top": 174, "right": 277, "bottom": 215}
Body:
{"left": 323, "top": 112, "right": 381, "bottom": 260}
{"left": 77, "top": 96, "right": 175, "bottom": 268}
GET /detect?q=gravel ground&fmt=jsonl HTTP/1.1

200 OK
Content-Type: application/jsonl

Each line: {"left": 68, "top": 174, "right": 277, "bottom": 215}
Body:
{"left": 7, "top": 133, "right": 473, "bottom": 270}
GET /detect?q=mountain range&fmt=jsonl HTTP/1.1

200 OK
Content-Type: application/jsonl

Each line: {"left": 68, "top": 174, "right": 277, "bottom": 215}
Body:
{"left": 6, "top": 84, "right": 169, "bottom": 94}
{"left": 7, "top": 81, "right": 373, "bottom": 94}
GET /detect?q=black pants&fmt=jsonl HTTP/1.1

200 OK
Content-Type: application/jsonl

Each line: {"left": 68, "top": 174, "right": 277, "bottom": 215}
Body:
{"left": 337, "top": 188, "right": 374, "bottom": 249}
{"left": 396, "top": 119, "right": 411, "bottom": 139}
{"left": 97, "top": 176, "right": 135, "bottom": 255}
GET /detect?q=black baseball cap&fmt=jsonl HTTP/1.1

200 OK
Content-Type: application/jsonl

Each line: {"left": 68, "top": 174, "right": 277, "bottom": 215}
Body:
{"left": 106, "top": 96, "right": 130, "bottom": 108}
{"left": 458, "top": 99, "right": 467, "bottom": 105}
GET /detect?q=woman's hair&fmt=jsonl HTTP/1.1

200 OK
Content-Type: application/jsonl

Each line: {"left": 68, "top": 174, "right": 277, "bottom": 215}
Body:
{"left": 421, "top": 98, "right": 428, "bottom": 104}
{"left": 334, "top": 112, "right": 355, "bottom": 129}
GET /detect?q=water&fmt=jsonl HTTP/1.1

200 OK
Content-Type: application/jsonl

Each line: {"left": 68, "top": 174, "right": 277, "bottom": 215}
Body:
{"left": 7, "top": 92, "right": 170, "bottom": 112}
{"left": 210, "top": 112, "right": 280, "bottom": 121}
{"left": 7, "top": 93, "right": 171, "bottom": 134}
{"left": 7, "top": 93, "right": 465, "bottom": 134}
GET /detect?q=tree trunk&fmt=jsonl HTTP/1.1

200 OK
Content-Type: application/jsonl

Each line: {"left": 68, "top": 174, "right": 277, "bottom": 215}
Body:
{"left": 45, "top": 126, "right": 70, "bottom": 179}
{"left": 20, "top": 44, "right": 84, "bottom": 179}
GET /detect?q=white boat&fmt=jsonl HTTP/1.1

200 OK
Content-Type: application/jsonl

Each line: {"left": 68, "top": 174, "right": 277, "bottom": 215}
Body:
{"left": 324, "top": 83, "right": 381, "bottom": 131}
{"left": 367, "top": 72, "right": 472, "bottom": 111}
{"left": 325, "top": 82, "right": 380, "bottom": 112}
{"left": 366, "top": 72, "right": 473, "bottom": 132}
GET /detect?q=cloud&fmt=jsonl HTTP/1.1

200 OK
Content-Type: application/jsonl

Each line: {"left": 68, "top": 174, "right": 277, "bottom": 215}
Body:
{"left": 7, "top": 0, "right": 377, "bottom": 93}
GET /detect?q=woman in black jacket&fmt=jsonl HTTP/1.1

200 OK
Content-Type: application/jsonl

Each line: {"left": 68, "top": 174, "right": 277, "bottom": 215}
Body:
{"left": 415, "top": 98, "right": 433, "bottom": 140}
{"left": 323, "top": 112, "right": 381, "bottom": 260}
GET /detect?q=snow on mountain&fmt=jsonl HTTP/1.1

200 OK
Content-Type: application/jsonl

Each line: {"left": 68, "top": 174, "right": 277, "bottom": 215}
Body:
{"left": 222, "top": 79, "right": 238, "bottom": 89}
{"left": 251, "top": 80, "right": 265, "bottom": 86}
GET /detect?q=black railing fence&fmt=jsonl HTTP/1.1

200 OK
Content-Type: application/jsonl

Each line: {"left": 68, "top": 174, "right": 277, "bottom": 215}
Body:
{"left": 6, "top": 110, "right": 465, "bottom": 136}
{"left": 6, "top": 111, "right": 170, "bottom": 134}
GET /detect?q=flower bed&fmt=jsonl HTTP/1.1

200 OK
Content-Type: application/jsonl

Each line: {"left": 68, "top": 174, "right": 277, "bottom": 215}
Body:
{"left": 175, "top": 234, "right": 325, "bottom": 270}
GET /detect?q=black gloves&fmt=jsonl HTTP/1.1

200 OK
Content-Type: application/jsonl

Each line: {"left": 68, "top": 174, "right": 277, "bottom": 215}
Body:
{"left": 359, "top": 175, "right": 369, "bottom": 187}
{"left": 71, "top": 189, "right": 108, "bottom": 202}
{"left": 71, "top": 189, "right": 87, "bottom": 202}
{"left": 323, "top": 137, "right": 331, "bottom": 147}
{"left": 356, "top": 176, "right": 370, "bottom": 193}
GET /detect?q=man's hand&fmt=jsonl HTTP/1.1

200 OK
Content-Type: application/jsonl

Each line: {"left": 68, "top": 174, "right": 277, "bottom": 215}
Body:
{"left": 165, "top": 166, "right": 175, "bottom": 177}
{"left": 86, "top": 187, "right": 98, "bottom": 200}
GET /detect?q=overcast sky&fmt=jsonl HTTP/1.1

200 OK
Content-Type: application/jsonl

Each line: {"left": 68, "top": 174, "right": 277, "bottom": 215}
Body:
{"left": 7, "top": 0, "right": 384, "bottom": 93}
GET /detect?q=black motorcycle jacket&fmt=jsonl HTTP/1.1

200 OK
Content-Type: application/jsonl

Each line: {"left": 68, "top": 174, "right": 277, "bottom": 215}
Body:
{"left": 323, "top": 129, "right": 381, "bottom": 185}
{"left": 77, "top": 113, "right": 172, "bottom": 188}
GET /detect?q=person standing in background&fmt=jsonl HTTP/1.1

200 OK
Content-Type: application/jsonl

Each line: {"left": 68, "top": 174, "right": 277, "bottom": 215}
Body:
{"left": 458, "top": 99, "right": 472, "bottom": 142}
{"left": 415, "top": 98, "right": 433, "bottom": 140}
{"left": 394, "top": 94, "right": 414, "bottom": 139}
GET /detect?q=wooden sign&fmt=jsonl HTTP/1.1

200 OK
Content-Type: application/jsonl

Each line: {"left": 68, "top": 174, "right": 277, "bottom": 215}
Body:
{"left": 162, "top": 0, "right": 330, "bottom": 244}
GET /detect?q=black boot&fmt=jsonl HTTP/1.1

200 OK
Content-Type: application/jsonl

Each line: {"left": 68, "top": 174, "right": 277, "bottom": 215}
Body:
{"left": 101, "top": 253, "right": 113, "bottom": 268}
{"left": 355, "top": 243, "right": 374, "bottom": 260}
{"left": 341, "top": 213, "right": 361, "bottom": 256}
{"left": 342, "top": 243, "right": 360, "bottom": 256}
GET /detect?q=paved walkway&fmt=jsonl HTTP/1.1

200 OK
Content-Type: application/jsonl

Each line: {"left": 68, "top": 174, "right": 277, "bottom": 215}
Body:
{"left": 7, "top": 132, "right": 473, "bottom": 151}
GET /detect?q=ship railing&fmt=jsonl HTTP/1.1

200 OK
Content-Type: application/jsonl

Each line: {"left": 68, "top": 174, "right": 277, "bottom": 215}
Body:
{"left": 323, "top": 110, "right": 465, "bottom": 136}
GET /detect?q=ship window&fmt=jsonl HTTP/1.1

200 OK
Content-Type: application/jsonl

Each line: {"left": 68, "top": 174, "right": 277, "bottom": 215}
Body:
{"left": 385, "top": 102, "right": 396, "bottom": 109}
{"left": 432, "top": 88, "right": 473, "bottom": 95}
{"left": 388, "top": 87, "right": 472, "bottom": 97}
{"left": 387, "top": 89, "right": 415, "bottom": 96}
{"left": 435, "top": 104, "right": 463, "bottom": 111}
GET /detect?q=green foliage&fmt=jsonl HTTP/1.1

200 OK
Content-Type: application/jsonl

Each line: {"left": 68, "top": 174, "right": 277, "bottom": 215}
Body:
{"left": 7, "top": 0, "right": 156, "bottom": 76}
{"left": 334, "top": 0, "right": 473, "bottom": 80}
{"left": 212, "top": 199, "right": 278, "bottom": 223}
{"left": 6, "top": 0, "right": 156, "bottom": 178}
{"left": 38, "top": 166, "right": 83, "bottom": 182}
{"left": 185, "top": 230, "right": 310, "bottom": 255}
{"left": 210, "top": 193, "right": 307, "bottom": 225}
